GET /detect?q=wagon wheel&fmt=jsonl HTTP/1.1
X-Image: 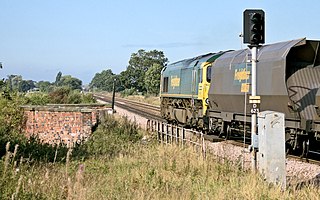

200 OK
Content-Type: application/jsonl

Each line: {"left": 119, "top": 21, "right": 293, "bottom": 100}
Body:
{"left": 301, "top": 139, "right": 310, "bottom": 161}
{"left": 218, "top": 122, "right": 225, "bottom": 138}
{"left": 285, "top": 141, "right": 293, "bottom": 155}
{"left": 225, "top": 124, "right": 231, "bottom": 140}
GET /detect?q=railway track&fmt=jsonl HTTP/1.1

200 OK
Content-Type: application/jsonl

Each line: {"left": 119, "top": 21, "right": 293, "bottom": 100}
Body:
{"left": 226, "top": 138, "right": 320, "bottom": 166}
{"left": 93, "top": 93, "right": 320, "bottom": 165}
{"left": 93, "top": 93, "right": 164, "bottom": 121}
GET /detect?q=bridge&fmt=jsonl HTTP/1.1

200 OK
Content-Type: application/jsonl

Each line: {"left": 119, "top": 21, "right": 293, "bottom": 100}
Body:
{"left": 21, "top": 104, "right": 111, "bottom": 145}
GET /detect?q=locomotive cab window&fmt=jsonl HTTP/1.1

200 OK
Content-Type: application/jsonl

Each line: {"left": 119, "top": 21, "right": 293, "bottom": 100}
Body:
{"left": 163, "top": 77, "right": 169, "bottom": 93}
{"left": 207, "top": 66, "right": 212, "bottom": 82}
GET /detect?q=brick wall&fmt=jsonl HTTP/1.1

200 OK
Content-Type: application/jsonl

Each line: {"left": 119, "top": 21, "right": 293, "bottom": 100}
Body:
{"left": 22, "top": 104, "right": 111, "bottom": 145}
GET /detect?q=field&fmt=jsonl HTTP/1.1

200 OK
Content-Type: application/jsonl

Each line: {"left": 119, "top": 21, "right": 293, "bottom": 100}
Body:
{"left": 1, "top": 114, "right": 319, "bottom": 199}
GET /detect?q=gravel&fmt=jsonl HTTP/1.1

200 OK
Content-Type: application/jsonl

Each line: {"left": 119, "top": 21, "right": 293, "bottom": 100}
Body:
{"left": 111, "top": 104, "right": 320, "bottom": 187}
{"left": 113, "top": 105, "right": 149, "bottom": 129}
{"left": 207, "top": 141, "right": 320, "bottom": 186}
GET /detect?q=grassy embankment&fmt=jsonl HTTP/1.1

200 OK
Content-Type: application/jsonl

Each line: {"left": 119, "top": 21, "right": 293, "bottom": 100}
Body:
{"left": 100, "top": 91, "right": 160, "bottom": 106}
{"left": 1, "top": 112, "right": 320, "bottom": 199}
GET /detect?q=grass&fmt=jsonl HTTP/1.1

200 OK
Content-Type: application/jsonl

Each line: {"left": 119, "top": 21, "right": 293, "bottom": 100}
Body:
{"left": 1, "top": 114, "right": 320, "bottom": 199}
{"left": 124, "top": 94, "right": 160, "bottom": 106}
{"left": 100, "top": 91, "right": 160, "bottom": 106}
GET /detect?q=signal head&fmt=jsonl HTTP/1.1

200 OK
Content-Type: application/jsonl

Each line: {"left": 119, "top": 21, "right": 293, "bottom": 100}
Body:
{"left": 243, "top": 9, "right": 265, "bottom": 45}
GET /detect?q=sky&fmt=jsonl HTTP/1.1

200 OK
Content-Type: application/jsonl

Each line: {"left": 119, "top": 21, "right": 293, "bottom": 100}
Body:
{"left": 1, "top": 0, "right": 320, "bottom": 84}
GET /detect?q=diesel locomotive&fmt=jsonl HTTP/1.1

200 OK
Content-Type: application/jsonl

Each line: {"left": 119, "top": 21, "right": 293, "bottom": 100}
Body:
{"left": 160, "top": 38, "right": 320, "bottom": 156}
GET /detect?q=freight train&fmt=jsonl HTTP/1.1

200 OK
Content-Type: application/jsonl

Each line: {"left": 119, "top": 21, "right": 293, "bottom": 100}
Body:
{"left": 160, "top": 38, "right": 320, "bottom": 156}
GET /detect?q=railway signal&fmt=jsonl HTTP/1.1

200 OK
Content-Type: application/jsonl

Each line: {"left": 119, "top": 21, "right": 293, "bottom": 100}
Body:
{"left": 243, "top": 9, "right": 265, "bottom": 45}
{"left": 243, "top": 9, "right": 265, "bottom": 171}
{"left": 112, "top": 78, "right": 116, "bottom": 113}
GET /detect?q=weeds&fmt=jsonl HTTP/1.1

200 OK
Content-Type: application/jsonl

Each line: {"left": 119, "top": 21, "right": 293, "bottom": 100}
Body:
{"left": 0, "top": 114, "right": 319, "bottom": 199}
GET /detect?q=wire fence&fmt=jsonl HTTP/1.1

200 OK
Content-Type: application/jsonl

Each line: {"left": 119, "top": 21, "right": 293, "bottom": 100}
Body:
{"left": 146, "top": 119, "right": 252, "bottom": 171}
{"left": 147, "top": 119, "right": 207, "bottom": 159}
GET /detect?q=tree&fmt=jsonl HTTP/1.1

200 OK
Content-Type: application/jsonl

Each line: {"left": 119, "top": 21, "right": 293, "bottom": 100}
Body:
{"left": 36, "top": 81, "right": 53, "bottom": 93}
{"left": 0, "top": 79, "right": 5, "bottom": 91}
{"left": 7, "top": 75, "right": 22, "bottom": 91}
{"left": 18, "top": 80, "right": 35, "bottom": 92}
{"left": 55, "top": 71, "right": 62, "bottom": 86}
{"left": 0, "top": 66, "right": 10, "bottom": 99}
{"left": 114, "top": 73, "right": 126, "bottom": 92}
{"left": 144, "top": 63, "right": 163, "bottom": 95}
{"left": 125, "top": 49, "right": 168, "bottom": 93}
{"left": 89, "top": 69, "right": 115, "bottom": 92}
{"left": 59, "top": 75, "right": 82, "bottom": 90}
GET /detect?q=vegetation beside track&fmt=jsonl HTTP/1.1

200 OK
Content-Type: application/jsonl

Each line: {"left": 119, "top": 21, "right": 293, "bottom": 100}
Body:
{"left": 1, "top": 111, "right": 319, "bottom": 199}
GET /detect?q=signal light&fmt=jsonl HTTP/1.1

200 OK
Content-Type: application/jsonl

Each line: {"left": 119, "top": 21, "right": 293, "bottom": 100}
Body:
{"left": 243, "top": 9, "right": 265, "bottom": 45}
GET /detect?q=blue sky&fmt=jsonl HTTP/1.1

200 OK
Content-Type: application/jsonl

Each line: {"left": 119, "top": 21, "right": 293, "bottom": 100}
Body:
{"left": 1, "top": 0, "right": 319, "bottom": 84}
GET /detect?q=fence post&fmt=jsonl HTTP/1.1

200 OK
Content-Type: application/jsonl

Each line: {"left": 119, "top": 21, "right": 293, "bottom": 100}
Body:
{"left": 171, "top": 124, "right": 174, "bottom": 144}
{"left": 157, "top": 121, "right": 160, "bottom": 142}
{"left": 151, "top": 120, "right": 154, "bottom": 132}
{"left": 182, "top": 128, "right": 185, "bottom": 147}
{"left": 198, "top": 132, "right": 201, "bottom": 153}
{"left": 176, "top": 126, "right": 179, "bottom": 144}
{"left": 161, "top": 122, "right": 164, "bottom": 144}
{"left": 166, "top": 124, "right": 169, "bottom": 144}
{"left": 201, "top": 133, "right": 206, "bottom": 159}
{"left": 146, "top": 119, "right": 150, "bottom": 131}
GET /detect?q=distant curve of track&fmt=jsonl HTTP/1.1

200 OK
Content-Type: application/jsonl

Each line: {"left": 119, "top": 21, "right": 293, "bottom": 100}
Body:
{"left": 93, "top": 93, "right": 164, "bottom": 122}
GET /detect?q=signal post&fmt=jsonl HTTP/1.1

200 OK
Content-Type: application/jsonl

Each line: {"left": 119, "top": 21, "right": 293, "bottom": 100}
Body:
{"left": 243, "top": 9, "right": 265, "bottom": 170}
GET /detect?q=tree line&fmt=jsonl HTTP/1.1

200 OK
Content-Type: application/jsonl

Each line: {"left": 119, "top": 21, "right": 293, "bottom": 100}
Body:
{"left": 0, "top": 72, "right": 94, "bottom": 105}
{"left": 90, "top": 49, "right": 168, "bottom": 95}
{"left": 0, "top": 48, "right": 168, "bottom": 97}
{"left": 1, "top": 73, "right": 82, "bottom": 93}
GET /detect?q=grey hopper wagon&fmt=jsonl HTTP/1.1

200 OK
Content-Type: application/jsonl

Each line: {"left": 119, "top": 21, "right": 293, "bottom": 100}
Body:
{"left": 207, "top": 38, "right": 320, "bottom": 154}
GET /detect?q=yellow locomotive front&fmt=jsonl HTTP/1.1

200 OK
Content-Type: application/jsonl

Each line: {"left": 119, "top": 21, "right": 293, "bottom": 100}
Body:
{"left": 160, "top": 52, "right": 225, "bottom": 128}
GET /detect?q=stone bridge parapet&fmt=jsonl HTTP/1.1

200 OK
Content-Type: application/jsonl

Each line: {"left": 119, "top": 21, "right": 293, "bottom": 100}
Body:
{"left": 21, "top": 104, "right": 112, "bottom": 145}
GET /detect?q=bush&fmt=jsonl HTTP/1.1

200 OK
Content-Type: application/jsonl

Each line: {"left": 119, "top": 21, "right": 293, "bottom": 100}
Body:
{"left": 48, "top": 87, "right": 71, "bottom": 104}
{"left": 0, "top": 93, "right": 80, "bottom": 162}
{"left": 120, "top": 88, "right": 138, "bottom": 97}
{"left": 78, "top": 113, "right": 142, "bottom": 158}
{"left": 67, "top": 91, "right": 82, "bottom": 104}
{"left": 0, "top": 95, "right": 26, "bottom": 141}
{"left": 81, "top": 93, "right": 96, "bottom": 103}
{"left": 25, "top": 92, "right": 50, "bottom": 105}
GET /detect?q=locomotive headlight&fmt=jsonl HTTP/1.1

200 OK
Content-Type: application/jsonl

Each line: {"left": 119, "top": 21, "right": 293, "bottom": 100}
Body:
{"left": 205, "top": 98, "right": 209, "bottom": 105}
